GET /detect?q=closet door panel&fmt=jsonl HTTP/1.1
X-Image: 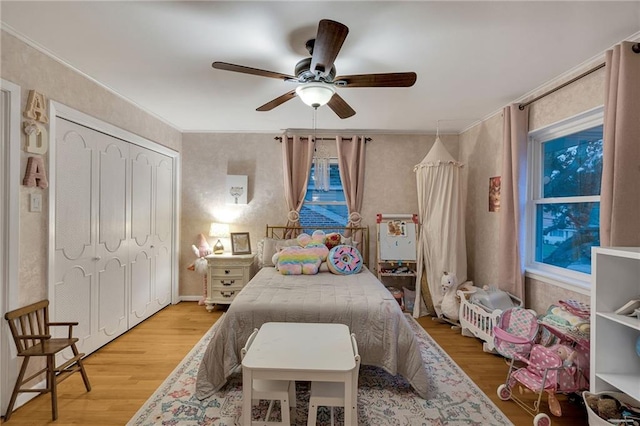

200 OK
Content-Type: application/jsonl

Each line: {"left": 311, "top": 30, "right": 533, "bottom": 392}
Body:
{"left": 131, "top": 150, "right": 153, "bottom": 247}
{"left": 130, "top": 146, "right": 154, "bottom": 324}
{"left": 97, "top": 257, "right": 127, "bottom": 338}
{"left": 95, "top": 134, "right": 129, "bottom": 342}
{"left": 55, "top": 127, "right": 93, "bottom": 261}
{"left": 153, "top": 155, "right": 173, "bottom": 308}
{"left": 98, "top": 140, "right": 128, "bottom": 253}
{"left": 53, "top": 266, "right": 93, "bottom": 352}
{"left": 53, "top": 120, "right": 98, "bottom": 356}
{"left": 130, "top": 250, "right": 152, "bottom": 327}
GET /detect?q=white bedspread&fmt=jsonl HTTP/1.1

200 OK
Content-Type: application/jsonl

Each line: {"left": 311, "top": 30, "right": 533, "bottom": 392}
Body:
{"left": 195, "top": 267, "right": 429, "bottom": 400}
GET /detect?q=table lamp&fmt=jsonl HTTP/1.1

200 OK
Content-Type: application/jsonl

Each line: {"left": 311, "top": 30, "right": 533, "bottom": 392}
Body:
{"left": 209, "top": 223, "right": 230, "bottom": 254}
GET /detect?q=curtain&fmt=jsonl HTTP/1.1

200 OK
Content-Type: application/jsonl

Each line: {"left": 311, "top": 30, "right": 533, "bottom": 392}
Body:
{"left": 497, "top": 104, "right": 529, "bottom": 302}
{"left": 281, "top": 135, "right": 315, "bottom": 237}
{"left": 414, "top": 138, "right": 466, "bottom": 318}
{"left": 601, "top": 41, "right": 640, "bottom": 247}
{"left": 336, "top": 136, "right": 366, "bottom": 234}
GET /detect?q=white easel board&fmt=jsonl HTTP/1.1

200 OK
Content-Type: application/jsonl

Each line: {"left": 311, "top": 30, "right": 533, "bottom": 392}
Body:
{"left": 376, "top": 214, "right": 418, "bottom": 261}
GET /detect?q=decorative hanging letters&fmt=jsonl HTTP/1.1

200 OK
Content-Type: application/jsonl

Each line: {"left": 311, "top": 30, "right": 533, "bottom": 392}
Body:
{"left": 23, "top": 156, "right": 49, "bottom": 189}
{"left": 22, "top": 90, "right": 49, "bottom": 155}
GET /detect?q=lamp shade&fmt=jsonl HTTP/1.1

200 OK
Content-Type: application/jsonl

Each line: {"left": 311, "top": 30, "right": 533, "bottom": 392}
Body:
{"left": 209, "top": 223, "right": 230, "bottom": 238}
{"left": 295, "top": 82, "right": 336, "bottom": 108}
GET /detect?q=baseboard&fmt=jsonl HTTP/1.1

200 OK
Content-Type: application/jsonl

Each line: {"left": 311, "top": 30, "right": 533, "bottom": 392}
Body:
{"left": 179, "top": 295, "right": 203, "bottom": 302}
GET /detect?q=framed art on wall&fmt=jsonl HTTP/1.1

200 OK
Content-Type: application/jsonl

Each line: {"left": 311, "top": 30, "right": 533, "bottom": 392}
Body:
{"left": 230, "top": 232, "right": 251, "bottom": 255}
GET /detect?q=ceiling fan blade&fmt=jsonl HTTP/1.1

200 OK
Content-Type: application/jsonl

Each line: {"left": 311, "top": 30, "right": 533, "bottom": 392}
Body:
{"left": 327, "top": 93, "right": 356, "bottom": 119}
{"left": 310, "top": 20, "right": 349, "bottom": 78}
{"left": 256, "top": 90, "right": 297, "bottom": 112}
{"left": 336, "top": 72, "right": 417, "bottom": 88}
{"left": 212, "top": 62, "right": 295, "bottom": 81}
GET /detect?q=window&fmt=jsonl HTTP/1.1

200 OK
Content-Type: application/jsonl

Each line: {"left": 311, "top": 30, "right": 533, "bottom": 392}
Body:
{"left": 299, "top": 158, "right": 348, "bottom": 230}
{"left": 527, "top": 107, "right": 603, "bottom": 286}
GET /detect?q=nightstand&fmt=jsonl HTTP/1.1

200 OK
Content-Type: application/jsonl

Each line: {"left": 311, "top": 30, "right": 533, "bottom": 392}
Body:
{"left": 204, "top": 253, "right": 256, "bottom": 312}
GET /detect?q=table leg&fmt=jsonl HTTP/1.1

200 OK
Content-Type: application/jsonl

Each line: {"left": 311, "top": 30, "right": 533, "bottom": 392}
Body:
{"left": 242, "top": 367, "right": 252, "bottom": 426}
{"left": 344, "top": 374, "right": 354, "bottom": 425}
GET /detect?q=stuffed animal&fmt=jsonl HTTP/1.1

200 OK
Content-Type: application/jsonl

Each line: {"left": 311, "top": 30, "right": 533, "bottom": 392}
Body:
{"left": 440, "top": 272, "right": 461, "bottom": 321}
{"left": 551, "top": 343, "right": 578, "bottom": 367}
{"left": 440, "top": 271, "right": 476, "bottom": 321}
{"left": 275, "top": 230, "right": 329, "bottom": 275}
{"left": 324, "top": 232, "right": 342, "bottom": 250}
{"left": 187, "top": 233, "right": 212, "bottom": 305}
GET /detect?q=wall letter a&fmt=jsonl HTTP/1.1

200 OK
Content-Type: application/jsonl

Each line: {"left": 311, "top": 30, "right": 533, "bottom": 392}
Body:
{"left": 23, "top": 156, "right": 49, "bottom": 189}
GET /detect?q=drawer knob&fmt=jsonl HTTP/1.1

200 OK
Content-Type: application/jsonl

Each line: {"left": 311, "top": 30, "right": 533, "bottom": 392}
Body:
{"left": 224, "top": 269, "right": 230, "bottom": 274}
{"left": 220, "top": 291, "right": 235, "bottom": 298}
{"left": 221, "top": 280, "right": 235, "bottom": 286}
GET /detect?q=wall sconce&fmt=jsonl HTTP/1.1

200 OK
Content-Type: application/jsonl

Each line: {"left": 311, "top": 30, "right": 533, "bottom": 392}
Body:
{"left": 209, "top": 222, "right": 230, "bottom": 254}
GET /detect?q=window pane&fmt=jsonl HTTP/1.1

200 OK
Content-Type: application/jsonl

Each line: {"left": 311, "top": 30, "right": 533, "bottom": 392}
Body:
{"left": 305, "top": 162, "right": 345, "bottom": 202}
{"left": 535, "top": 202, "right": 600, "bottom": 273}
{"left": 300, "top": 160, "right": 348, "bottom": 228}
{"left": 542, "top": 125, "right": 603, "bottom": 198}
{"left": 299, "top": 204, "right": 348, "bottom": 228}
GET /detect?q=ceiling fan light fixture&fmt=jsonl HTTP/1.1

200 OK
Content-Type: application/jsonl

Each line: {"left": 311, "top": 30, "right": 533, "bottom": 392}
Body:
{"left": 295, "top": 82, "right": 336, "bottom": 108}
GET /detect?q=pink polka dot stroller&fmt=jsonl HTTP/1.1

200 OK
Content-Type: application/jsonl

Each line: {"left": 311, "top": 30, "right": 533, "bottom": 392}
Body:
{"left": 493, "top": 307, "right": 589, "bottom": 426}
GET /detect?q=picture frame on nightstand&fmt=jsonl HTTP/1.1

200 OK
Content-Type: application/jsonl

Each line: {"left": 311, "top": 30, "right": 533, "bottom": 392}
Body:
{"left": 231, "top": 232, "right": 251, "bottom": 255}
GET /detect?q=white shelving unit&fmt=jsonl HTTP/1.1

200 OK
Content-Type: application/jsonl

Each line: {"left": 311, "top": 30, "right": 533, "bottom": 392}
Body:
{"left": 590, "top": 246, "right": 640, "bottom": 401}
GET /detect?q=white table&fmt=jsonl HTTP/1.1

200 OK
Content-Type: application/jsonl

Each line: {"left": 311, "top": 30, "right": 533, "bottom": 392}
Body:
{"left": 241, "top": 322, "right": 357, "bottom": 426}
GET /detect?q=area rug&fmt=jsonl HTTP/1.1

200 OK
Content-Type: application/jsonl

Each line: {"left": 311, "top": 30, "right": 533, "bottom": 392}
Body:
{"left": 128, "top": 315, "right": 513, "bottom": 426}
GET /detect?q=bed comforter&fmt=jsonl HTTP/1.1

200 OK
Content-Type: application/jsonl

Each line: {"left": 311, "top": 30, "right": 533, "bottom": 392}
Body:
{"left": 195, "top": 266, "right": 429, "bottom": 400}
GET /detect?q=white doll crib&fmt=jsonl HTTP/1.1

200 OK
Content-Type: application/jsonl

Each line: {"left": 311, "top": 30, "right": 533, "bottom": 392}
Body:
{"left": 457, "top": 289, "right": 523, "bottom": 353}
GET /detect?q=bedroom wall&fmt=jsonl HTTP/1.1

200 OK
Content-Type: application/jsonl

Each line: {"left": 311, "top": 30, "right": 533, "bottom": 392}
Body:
{"left": 459, "top": 63, "right": 605, "bottom": 314}
{"left": 180, "top": 132, "right": 459, "bottom": 297}
{"left": 0, "top": 30, "right": 182, "bottom": 306}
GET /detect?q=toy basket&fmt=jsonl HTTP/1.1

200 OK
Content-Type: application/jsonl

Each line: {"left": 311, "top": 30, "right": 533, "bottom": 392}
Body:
{"left": 457, "top": 289, "right": 523, "bottom": 352}
{"left": 583, "top": 391, "right": 640, "bottom": 426}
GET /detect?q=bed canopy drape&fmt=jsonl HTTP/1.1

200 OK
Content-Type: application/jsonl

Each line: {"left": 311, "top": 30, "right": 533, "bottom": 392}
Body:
{"left": 414, "top": 138, "right": 467, "bottom": 318}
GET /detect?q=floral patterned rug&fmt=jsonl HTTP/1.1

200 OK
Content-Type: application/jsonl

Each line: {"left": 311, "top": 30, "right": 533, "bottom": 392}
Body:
{"left": 128, "top": 315, "right": 513, "bottom": 426}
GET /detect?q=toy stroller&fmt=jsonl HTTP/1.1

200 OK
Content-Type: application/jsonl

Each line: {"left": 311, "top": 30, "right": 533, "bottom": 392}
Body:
{"left": 493, "top": 308, "right": 589, "bottom": 426}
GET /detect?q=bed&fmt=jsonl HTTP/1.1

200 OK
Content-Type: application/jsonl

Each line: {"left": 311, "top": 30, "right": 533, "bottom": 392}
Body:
{"left": 194, "top": 226, "right": 429, "bottom": 400}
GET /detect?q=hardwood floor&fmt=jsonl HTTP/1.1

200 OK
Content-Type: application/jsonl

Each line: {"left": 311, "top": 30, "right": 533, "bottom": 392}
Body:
{"left": 2, "top": 302, "right": 588, "bottom": 425}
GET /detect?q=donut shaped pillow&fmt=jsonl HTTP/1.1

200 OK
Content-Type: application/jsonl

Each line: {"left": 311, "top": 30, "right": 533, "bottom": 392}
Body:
{"left": 327, "top": 245, "right": 363, "bottom": 275}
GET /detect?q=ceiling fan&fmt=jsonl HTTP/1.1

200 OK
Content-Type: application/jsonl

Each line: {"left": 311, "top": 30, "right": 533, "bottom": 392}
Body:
{"left": 212, "top": 19, "right": 417, "bottom": 119}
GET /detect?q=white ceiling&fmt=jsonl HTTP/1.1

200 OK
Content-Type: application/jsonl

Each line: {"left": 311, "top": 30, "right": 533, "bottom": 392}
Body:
{"left": 1, "top": 1, "right": 639, "bottom": 134}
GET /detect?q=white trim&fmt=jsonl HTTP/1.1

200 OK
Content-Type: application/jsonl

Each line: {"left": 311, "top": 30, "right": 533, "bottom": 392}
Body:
{"left": 179, "top": 296, "right": 202, "bottom": 303}
{"left": 48, "top": 100, "right": 182, "bottom": 313}
{"left": 525, "top": 106, "right": 604, "bottom": 293}
{"left": 0, "top": 24, "right": 183, "bottom": 133}
{"left": 525, "top": 268, "right": 590, "bottom": 296}
{"left": 1, "top": 79, "right": 21, "bottom": 418}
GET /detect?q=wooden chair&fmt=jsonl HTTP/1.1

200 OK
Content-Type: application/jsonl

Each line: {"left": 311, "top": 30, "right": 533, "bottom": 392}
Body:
{"left": 241, "top": 328, "right": 296, "bottom": 425}
{"left": 4, "top": 300, "right": 91, "bottom": 421}
{"left": 307, "top": 333, "right": 360, "bottom": 426}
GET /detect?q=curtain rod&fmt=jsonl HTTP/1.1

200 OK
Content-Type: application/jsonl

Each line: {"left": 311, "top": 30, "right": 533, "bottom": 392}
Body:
{"left": 274, "top": 136, "right": 372, "bottom": 143}
{"left": 519, "top": 42, "right": 640, "bottom": 110}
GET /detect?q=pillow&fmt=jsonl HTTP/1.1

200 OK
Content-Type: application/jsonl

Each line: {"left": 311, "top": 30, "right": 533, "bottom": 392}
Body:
{"left": 275, "top": 238, "right": 299, "bottom": 251}
{"left": 326, "top": 244, "right": 363, "bottom": 275}
{"left": 324, "top": 232, "right": 342, "bottom": 250}
{"left": 277, "top": 246, "right": 323, "bottom": 275}
{"left": 257, "top": 238, "right": 280, "bottom": 268}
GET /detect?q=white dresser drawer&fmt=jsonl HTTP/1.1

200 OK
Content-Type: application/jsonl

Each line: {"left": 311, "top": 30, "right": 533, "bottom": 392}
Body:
{"left": 210, "top": 266, "right": 244, "bottom": 278}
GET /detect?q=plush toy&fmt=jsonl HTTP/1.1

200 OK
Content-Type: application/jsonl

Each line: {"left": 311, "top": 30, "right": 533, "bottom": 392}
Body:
{"left": 439, "top": 271, "right": 475, "bottom": 321}
{"left": 551, "top": 343, "right": 578, "bottom": 367}
{"left": 187, "top": 233, "right": 212, "bottom": 305}
{"left": 324, "top": 232, "right": 342, "bottom": 250}
{"left": 276, "top": 230, "right": 329, "bottom": 275}
{"left": 440, "top": 272, "right": 462, "bottom": 321}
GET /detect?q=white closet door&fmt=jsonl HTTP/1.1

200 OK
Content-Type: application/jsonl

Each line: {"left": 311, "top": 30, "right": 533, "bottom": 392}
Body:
{"left": 153, "top": 154, "right": 174, "bottom": 310}
{"left": 53, "top": 119, "right": 129, "bottom": 355}
{"left": 129, "top": 145, "right": 155, "bottom": 327}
